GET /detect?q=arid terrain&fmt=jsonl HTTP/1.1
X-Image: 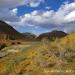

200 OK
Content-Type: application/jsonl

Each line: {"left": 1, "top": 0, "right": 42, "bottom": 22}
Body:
{"left": 0, "top": 21, "right": 75, "bottom": 75}
{"left": 0, "top": 33, "right": 75, "bottom": 75}
{"left": 0, "top": 0, "right": 75, "bottom": 75}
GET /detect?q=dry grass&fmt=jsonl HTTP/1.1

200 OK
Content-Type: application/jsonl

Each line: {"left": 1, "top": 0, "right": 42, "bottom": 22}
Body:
{"left": 0, "top": 33, "right": 75, "bottom": 75}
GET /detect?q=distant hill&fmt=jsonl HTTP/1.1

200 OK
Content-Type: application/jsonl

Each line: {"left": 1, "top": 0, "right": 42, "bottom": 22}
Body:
{"left": 0, "top": 20, "right": 25, "bottom": 40}
{"left": 22, "top": 32, "right": 36, "bottom": 41}
{"left": 0, "top": 20, "right": 68, "bottom": 42}
{"left": 36, "top": 30, "right": 68, "bottom": 41}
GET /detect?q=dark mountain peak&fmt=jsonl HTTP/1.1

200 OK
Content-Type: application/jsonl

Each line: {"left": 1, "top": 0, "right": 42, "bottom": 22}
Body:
{"left": 36, "top": 30, "right": 68, "bottom": 41}
{"left": 0, "top": 20, "right": 13, "bottom": 30}
{"left": 49, "top": 30, "right": 68, "bottom": 35}
{"left": 51, "top": 30, "right": 66, "bottom": 33}
{"left": 0, "top": 20, "right": 4, "bottom": 23}
{"left": 0, "top": 20, "right": 8, "bottom": 25}
{"left": 0, "top": 20, "right": 25, "bottom": 40}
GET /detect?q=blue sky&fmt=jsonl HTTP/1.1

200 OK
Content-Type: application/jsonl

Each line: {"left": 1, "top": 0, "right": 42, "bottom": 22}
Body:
{"left": 17, "top": 0, "right": 74, "bottom": 16}
{"left": 0, "top": 0, "right": 75, "bottom": 34}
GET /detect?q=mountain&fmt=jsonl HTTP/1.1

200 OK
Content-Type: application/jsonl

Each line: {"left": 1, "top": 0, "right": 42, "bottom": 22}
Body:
{"left": 36, "top": 30, "right": 68, "bottom": 41}
{"left": 0, "top": 20, "right": 25, "bottom": 40}
{"left": 0, "top": 20, "right": 68, "bottom": 42}
{"left": 22, "top": 32, "right": 36, "bottom": 41}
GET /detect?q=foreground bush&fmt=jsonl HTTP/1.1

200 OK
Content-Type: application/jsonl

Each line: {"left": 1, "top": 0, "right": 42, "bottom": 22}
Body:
{"left": 0, "top": 43, "right": 7, "bottom": 50}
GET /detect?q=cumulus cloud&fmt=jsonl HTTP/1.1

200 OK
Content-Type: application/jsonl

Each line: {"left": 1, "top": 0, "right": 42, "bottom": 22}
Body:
{"left": 11, "top": 8, "right": 18, "bottom": 15}
{"left": 0, "top": 0, "right": 45, "bottom": 9}
{"left": 0, "top": 0, "right": 75, "bottom": 33}
{"left": 45, "top": 6, "right": 51, "bottom": 10}
{"left": 24, "top": 0, "right": 45, "bottom": 7}
{"left": 14, "top": 2, "right": 75, "bottom": 32}
{"left": 19, "top": 10, "right": 55, "bottom": 28}
{"left": 0, "top": 0, "right": 45, "bottom": 22}
{"left": 0, "top": 8, "right": 20, "bottom": 22}
{"left": 65, "top": 10, "right": 75, "bottom": 22}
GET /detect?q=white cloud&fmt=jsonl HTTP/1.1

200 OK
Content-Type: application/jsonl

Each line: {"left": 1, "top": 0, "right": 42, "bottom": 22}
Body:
{"left": 0, "top": 0, "right": 45, "bottom": 22}
{"left": 29, "top": 0, "right": 44, "bottom": 7}
{"left": 11, "top": 8, "right": 18, "bottom": 15}
{"left": 24, "top": 0, "right": 45, "bottom": 7}
{"left": 0, "top": 1, "right": 75, "bottom": 33}
{"left": 45, "top": 6, "right": 51, "bottom": 10}
{"left": 0, "top": 8, "right": 19, "bottom": 22}
{"left": 0, "top": 0, "right": 45, "bottom": 9}
{"left": 18, "top": 10, "right": 55, "bottom": 28}
{"left": 15, "top": 2, "right": 75, "bottom": 32}
{"left": 65, "top": 11, "right": 75, "bottom": 22}
{"left": 23, "top": 2, "right": 75, "bottom": 33}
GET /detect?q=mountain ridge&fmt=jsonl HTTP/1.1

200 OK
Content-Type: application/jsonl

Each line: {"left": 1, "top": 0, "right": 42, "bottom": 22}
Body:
{"left": 0, "top": 20, "right": 25, "bottom": 40}
{"left": 0, "top": 20, "right": 68, "bottom": 41}
{"left": 36, "top": 30, "right": 68, "bottom": 41}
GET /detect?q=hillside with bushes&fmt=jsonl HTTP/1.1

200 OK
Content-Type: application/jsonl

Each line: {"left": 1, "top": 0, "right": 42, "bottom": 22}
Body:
{"left": 0, "top": 32, "right": 75, "bottom": 75}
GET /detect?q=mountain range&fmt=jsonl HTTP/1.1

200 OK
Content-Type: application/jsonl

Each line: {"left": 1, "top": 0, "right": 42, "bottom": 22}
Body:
{"left": 36, "top": 30, "right": 68, "bottom": 41}
{"left": 0, "top": 20, "right": 68, "bottom": 41}
{"left": 0, "top": 20, "right": 25, "bottom": 40}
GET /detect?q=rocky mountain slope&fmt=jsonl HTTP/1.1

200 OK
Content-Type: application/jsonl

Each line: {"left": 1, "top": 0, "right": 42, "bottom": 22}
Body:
{"left": 36, "top": 30, "right": 68, "bottom": 41}
{"left": 0, "top": 20, "right": 25, "bottom": 40}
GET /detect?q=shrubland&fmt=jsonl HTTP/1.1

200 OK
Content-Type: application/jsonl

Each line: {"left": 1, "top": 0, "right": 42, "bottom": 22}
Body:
{"left": 0, "top": 33, "right": 75, "bottom": 75}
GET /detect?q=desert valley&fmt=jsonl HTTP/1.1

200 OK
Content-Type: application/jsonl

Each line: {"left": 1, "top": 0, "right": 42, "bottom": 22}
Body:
{"left": 1, "top": 0, "right": 75, "bottom": 75}
{"left": 0, "top": 20, "right": 75, "bottom": 75}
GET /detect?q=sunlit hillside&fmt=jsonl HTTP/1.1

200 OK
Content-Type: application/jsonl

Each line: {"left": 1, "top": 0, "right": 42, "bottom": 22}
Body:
{"left": 0, "top": 32, "right": 75, "bottom": 75}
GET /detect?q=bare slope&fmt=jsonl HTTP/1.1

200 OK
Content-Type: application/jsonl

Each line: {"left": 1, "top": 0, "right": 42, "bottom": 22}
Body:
{"left": 0, "top": 20, "right": 25, "bottom": 40}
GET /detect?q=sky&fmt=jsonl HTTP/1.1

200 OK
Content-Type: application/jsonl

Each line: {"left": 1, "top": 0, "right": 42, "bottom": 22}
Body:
{"left": 0, "top": 0, "right": 75, "bottom": 34}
